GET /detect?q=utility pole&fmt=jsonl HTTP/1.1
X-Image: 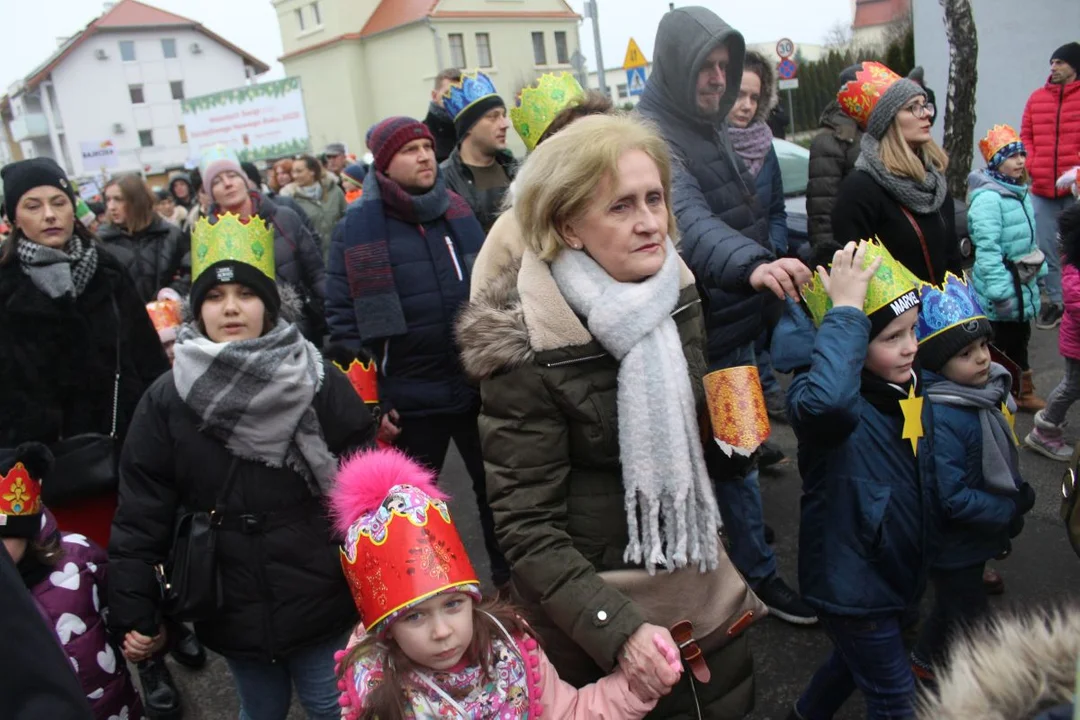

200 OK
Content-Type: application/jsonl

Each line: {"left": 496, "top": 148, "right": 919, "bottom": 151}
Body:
{"left": 584, "top": 1, "right": 609, "bottom": 98}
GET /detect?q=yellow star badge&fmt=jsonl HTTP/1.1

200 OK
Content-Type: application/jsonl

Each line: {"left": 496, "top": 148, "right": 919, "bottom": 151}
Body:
{"left": 899, "top": 385, "right": 924, "bottom": 456}
{"left": 1002, "top": 402, "right": 1020, "bottom": 446}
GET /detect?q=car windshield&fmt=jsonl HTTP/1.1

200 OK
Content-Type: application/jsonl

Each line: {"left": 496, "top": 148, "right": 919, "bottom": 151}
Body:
{"left": 773, "top": 138, "right": 810, "bottom": 197}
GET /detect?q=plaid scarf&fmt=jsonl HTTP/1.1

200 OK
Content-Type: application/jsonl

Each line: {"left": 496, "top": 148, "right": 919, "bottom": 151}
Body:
{"left": 16, "top": 234, "right": 98, "bottom": 299}
{"left": 172, "top": 319, "right": 337, "bottom": 494}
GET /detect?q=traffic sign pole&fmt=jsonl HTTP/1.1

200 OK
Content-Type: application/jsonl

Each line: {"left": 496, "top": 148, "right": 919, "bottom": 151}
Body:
{"left": 775, "top": 39, "right": 797, "bottom": 136}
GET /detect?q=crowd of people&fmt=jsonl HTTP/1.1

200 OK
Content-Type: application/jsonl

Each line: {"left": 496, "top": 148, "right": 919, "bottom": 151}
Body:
{"left": 1, "top": 5, "right": 1079, "bottom": 720}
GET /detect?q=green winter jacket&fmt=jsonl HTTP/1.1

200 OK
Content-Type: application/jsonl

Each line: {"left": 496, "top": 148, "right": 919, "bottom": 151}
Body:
{"left": 456, "top": 251, "right": 754, "bottom": 719}
{"left": 281, "top": 176, "right": 347, "bottom": 258}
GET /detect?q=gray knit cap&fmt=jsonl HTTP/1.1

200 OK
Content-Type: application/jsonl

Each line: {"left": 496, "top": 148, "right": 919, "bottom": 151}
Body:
{"left": 866, "top": 78, "right": 926, "bottom": 140}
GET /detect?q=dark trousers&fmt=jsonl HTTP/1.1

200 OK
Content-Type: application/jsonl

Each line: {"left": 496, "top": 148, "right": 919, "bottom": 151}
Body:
{"left": 395, "top": 410, "right": 510, "bottom": 585}
{"left": 992, "top": 320, "right": 1032, "bottom": 371}
{"left": 796, "top": 613, "right": 916, "bottom": 719}
{"left": 913, "top": 563, "right": 989, "bottom": 667}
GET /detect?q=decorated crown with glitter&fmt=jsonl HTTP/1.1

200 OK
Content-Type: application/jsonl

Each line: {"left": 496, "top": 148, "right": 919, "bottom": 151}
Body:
{"left": 441, "top": 71, "right": 500, "bottom": 120}
{"left": 837, "top": 62, "right": 903, "bottom": 129}
{"left": 915, "top": 272, "right": 988, "bottom": 343}
{"left": 191, "top": 213, "right": 276, "bottom": 285}
{"left": 511, "top": 72, "right": 585, "bottom": 152}
{"left": 0, "top": 443, "right": 51, "bottom": 537}
{"left": 979, "top": 124, "right": 1024, "bottom": 165}
{"left": 801, "top": 238, "right": 921, "bottom": 326}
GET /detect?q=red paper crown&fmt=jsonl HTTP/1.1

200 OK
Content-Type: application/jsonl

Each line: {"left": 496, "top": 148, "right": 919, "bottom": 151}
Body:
{"left": 146, "top": 298, "right": 181, "bottom": 335}
{"left": 837, "top": 62, "right": 903, "bottom": 129}
{"left": 331, "top": 449, "right": 478, "bottom": 632}
{"left": 979, "top": 124, "right": 1022, "bottom": 164}
{"left": 0, "top": 462, "right": 41, "bottom": 521}
{"left": 333, "top": 359, "right": 379, "bottom": 405}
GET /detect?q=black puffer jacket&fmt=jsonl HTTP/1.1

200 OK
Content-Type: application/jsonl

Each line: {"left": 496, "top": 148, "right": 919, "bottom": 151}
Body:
{"left": 440, "top": 149, "right": 517, "bottom": 233}
{"left": 99, "top": 217, "right": 191, "bottom": 302}
{"left": 108, "top": 362, "right": 375, "bottom": 661}
{"left": 424, "top": 102, "right": 457, "bottom": 164}
{"left": 636, "top": 7, "right": 775, "bottom": 361}
{"left": 807, "top": 101, "right": 863, "bottom": 266}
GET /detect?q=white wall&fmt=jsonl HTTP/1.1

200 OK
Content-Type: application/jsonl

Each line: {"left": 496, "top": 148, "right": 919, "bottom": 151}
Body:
{"left": 912, "top": 0, "right": 1080, "bottom": 169}
{"left": 587, "top": 65, "right": 650, "bottom": 106}
{"left": 49, "top": 27, "right": 253, "bottom": 177}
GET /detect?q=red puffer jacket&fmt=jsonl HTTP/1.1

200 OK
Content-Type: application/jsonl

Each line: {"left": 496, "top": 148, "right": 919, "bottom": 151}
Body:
{"left": 1021, "top": 78, "right": 1080, "bottom": 199}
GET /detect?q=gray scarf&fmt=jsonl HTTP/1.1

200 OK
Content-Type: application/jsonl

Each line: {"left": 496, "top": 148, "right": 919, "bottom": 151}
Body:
{"left": 16, "top": 235, "right": 98, "bottom": 299}
{"left": 550, "top": 240, "right": 722, "bottom": 572}
{"left": 856, "top": 133, "right": 948, "bottom": 215}
{"left": 728, "top": 121, "right": 774, "bottom": 178}
{"left": 298, "top": 182, "right": 323, "bottom": 202}
{"left": 173, "top": 319, "right": 338, "bottom": 494}
{"left": 925, "top": 363, "right": 1020, "bottom": 494}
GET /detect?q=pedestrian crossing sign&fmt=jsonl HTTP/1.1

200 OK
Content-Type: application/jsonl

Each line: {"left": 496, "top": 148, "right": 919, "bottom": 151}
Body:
{"left": 626, "top": 67, "right": 647, "bottom": 97}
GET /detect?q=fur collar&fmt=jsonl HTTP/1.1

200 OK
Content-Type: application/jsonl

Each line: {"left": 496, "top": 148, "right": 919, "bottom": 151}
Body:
{"left": 456, "top": 248, "right": 695, "bottom": 380}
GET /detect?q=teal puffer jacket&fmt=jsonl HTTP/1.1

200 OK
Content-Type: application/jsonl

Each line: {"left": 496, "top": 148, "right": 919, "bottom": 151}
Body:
{"left": 967, "top": 170, "right": 1046, "bottom": 322}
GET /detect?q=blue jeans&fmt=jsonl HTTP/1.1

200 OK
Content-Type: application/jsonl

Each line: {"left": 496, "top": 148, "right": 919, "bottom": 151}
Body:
{"left": 756, "top": 327, "right": 781, "bottom": 397}
{"left": 1033, "top": 194, "right": 1071, "bottom": 305}
{"left": 796, "top": 614, "right": 916, "bottom": 720}
{"left": 225, "top": 632, "right": 348, "bottom": 720}
{"left": 709, "top": 342, "right": 777, "bottom": 587}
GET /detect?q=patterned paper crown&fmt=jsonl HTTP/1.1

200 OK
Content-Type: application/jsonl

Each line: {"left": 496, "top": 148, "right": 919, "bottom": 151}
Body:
{"left": 0, "top": 462, "right": 41, "bottom": 522}
{"left": 333, "top": 358, "right": 379, "bottom": 405}
{"left": 837, "top": 62, "right": 903, "bottom": 129}
{"left": 146, "top": 298, "right": 182, "bottom": 335}
{"left": 979, "top": 124, "right": 1024, "bottom": 165}
{"left": 191, "top": 213, "right": 276, "bottom": 284}
{"left": 442, "top": 71, "right": 500, "bottom": 120}
{"left": 801, "top": 238, "right": 921, "bottom": 326}
{"left": 511, "top": 72, "right": 585, "bottom": 152}
{"left": 332, "top": 450, "right": 479, "bottom": 633}
{"left": 199, "top": 144, "right": 239, "bottom": 178}
{"left": 915, "top": 272, "right": 988, "bottom": 343}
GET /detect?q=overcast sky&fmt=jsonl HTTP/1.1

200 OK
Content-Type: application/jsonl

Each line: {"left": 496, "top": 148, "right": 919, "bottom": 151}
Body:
{"left": 2, "top": 0, "right": 852, "bottom": 91}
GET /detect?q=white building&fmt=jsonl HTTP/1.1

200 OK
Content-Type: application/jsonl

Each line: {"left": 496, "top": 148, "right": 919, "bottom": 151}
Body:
{"left": 1, "top": 0, "right": 268, "bottom": 181}
{"left": 587, "top": 65, "right": 651, "bottom": 107}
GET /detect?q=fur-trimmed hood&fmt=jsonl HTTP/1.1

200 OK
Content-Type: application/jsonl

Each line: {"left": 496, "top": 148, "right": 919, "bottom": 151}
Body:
{"left": 744, "top": 50, "right": 779, "bottom": 126}
{"left": 918, "top": 607, "right": 1080, "bottom": 720}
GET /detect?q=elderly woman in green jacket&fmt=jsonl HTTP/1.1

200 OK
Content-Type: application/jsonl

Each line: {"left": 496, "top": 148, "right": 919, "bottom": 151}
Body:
{"left": 456, "top": 114, "right": 754, "bottom": 718}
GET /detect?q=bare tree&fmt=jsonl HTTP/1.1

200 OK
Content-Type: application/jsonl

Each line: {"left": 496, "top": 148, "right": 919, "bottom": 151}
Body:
{"left": 823, "top": 21, "right": 853, "bottom": 50}
{"left": 940, "top": 0, "right": 978, "bottom": 199}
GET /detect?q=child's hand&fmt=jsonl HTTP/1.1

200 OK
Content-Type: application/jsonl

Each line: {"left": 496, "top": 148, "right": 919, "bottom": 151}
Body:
{"left": 122, "top": 627, "right": 167, "bottom": 663}
{"left": 816, "top": 241, "right": 883, "bottom": 311}
{"left": 652, "top": 632, "right": 682, "bottom": 676}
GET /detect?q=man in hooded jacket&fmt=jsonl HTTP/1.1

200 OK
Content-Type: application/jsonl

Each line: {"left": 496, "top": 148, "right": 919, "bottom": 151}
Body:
{"left": 637, "top": 5, "right": 817, "bottom": 626}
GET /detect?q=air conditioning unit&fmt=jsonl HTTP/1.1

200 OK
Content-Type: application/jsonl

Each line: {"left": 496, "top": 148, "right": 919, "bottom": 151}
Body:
{"left": 112, "top": 122, "right": 125, "bottom": 134}
{"left": 95, "top": 49, "right": 109, "bottom": 60}
{"left": 190, "top": 42, "right": 202, "bottom": 54}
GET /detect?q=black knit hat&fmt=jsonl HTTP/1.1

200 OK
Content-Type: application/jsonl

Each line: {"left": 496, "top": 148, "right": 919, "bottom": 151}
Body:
{"left": 453, "top": 95, "right": 506, "bottom": 139}
{"left": 189, "top": 260, "right": 281, "bottom": 324}
{"left": 1052, "top": 43, "right": 1080, "bottom": 73}
{"left": 1, "top": 157, "right": 76, "bottom": 221}
{"left": 918, "top": 317, "right": 993, "bottom": 372}
{"left": 0, "top": 443, "right": 52, "bottom": 539}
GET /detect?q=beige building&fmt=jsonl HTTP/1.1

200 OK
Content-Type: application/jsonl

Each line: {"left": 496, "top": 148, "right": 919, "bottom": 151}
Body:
{"left": 273, "top": 0, "right": 581, "bottom": 158}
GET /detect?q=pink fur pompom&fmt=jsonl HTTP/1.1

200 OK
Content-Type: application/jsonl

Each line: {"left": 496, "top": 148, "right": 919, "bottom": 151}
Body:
{"left": 330, "top": 448, "right": 446, "bottom": 535}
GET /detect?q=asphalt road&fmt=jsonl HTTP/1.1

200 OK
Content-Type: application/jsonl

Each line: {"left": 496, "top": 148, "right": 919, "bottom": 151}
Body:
{"left": 161, "top": 322, "right": 1080, "bottom": 719}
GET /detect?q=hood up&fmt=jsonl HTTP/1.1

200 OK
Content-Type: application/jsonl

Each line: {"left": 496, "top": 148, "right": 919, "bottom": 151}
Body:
{"left": 967, "top": 169, "right": 1027, "bottom": 200}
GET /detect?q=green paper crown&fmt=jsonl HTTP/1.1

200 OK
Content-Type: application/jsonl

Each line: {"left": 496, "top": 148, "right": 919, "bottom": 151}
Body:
{"left": 192, "top": 213, "right": 276, "bottom": 284}
{"left": 800, "top": 238, "right": 920, "bottom": 326}
{"left": 511, "top": 72, "right": 585, "bottom": 152}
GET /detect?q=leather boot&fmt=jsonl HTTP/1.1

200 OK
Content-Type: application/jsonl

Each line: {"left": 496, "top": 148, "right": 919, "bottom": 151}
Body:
{"left": 169, "top": 622, "right": 206, "bottom": 669}
{"left": 137, "top": 656, "right": 182, "bottom": 719}
{"left": 1017, "top": 370, "right": 1047, "bottom": 413}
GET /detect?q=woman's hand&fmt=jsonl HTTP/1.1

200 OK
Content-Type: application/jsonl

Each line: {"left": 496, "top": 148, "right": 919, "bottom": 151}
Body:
{"left": 377, "top": 410, "right": 401, "bottom": 445}
{"left": 122, "top": 627, "right": 167, "bottom": 663}
{"left": 749, "top": 258, "right": 813, "bottom": 300}
{"left": 816, "top": 241, "right": 883, "bottom": 311}
{"left": 618, "top": 623, "right": 682, "bottom": 702}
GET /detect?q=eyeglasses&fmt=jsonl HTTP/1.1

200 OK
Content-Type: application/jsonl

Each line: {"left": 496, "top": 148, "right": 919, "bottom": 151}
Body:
{"left": 904, "top": 102, "right": 935, "bottom": 119}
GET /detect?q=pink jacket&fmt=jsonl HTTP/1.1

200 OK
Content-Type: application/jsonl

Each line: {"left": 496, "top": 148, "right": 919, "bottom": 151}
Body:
{"left": 1060, "top": 259, "right": 1080, "bottom": 360}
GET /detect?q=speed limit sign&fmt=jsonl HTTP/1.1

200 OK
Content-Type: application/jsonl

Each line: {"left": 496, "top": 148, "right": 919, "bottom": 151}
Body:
{"left": 776, "top": 38, "right": 795, "bottom": 59}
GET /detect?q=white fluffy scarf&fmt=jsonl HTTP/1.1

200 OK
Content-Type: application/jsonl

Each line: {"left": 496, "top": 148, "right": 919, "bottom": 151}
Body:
{"left": 551, "top": 239, "right": 722, "bottom": 572}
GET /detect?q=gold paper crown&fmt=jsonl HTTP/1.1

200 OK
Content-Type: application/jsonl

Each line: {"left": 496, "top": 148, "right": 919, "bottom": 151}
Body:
{"left": 979, "top": 124, "right": 1022, "bottom": 164}
{"left": 191, "top": 213, "right": 276, "bottom": 284}
{"left": 510, "top": 72, "right": 585, "bottom": 152}
{"left": 800, "top": 239, "right": 920, "bottom": 326}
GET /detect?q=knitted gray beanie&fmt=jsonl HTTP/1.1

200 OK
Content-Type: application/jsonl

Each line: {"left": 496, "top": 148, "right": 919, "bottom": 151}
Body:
{"left": 866, "top": 78, "right": 926, "bottom": 140}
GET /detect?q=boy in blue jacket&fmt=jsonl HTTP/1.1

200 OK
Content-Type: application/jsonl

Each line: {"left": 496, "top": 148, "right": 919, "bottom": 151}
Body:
{"left": 909, "top": 273, "right": 1036, "bottom": 681}
{"left": 788, "top": 240, "right": 938, "bottom": 720}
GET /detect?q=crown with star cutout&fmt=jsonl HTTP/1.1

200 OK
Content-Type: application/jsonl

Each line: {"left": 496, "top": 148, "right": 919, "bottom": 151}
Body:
{"left": 915, "top": 272, "right": 988, "bottom": 343}
{"left": 511, "top": 72, "right": 585, "bottom": 152}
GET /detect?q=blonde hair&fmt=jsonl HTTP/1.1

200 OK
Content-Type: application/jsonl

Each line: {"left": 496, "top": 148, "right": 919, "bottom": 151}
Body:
{"left": 514, "top": 113, "right": 677, "bottom": 261}
{"left": 880, "top": 120, "right": 949, "bottom": 183}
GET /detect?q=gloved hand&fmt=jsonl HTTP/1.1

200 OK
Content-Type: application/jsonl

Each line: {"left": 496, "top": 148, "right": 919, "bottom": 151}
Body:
{"left": 1009, "top": 513, "right": 1025, "bottom": 539}
{"left": 1012, "top": 483, "right": 1037, "bottom": 516}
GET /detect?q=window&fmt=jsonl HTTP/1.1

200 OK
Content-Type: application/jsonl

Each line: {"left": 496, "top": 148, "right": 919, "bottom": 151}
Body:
{"left": 476, "top": 33, "right": 492, "bottom": 68}
{"left": 617, "top": 84, "right": 628, "bottom": 99}
{"left": 554, "top": 31, "right": 569, "bottom": 64}
{"left": 311, "top": 1, "right": 322, "bottom": 25}
{"left": 161, "top": 38, "right": 177, "bottom": 58}
{"left": 178, "top": 124, "right": 187, "bottom": 143}
{"left": 138, "top": 130, "right": 154, "bottom": 147}
{"left": 170, "top": 81, "right": 184, "bottom": 100}
{"left": 119, "top": 41, "right": 135, "bottom": 62}
{"left": 448, "top": 33, "right": 466, "bottom": 68}
{"left": 129, "top": 84, "right": 145, "bottom": 104}
{"left": 531, "top": 32, "right": 547, "bottom": 65}
{"left": 295, "top": 7, "right": 306, "bottom": 31}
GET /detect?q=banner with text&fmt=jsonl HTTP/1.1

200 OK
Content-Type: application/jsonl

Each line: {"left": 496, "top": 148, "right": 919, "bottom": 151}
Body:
{"left": 181, "top": 77, "right": 311, "bottom": 162}
{"left": 80, "top": 139, "right": 118, "bottom": 171}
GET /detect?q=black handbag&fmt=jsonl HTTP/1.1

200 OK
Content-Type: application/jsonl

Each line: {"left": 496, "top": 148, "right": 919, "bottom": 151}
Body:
{"left": 156, "top": 459, "right": 239, "bottom": 623}
{"left": 43, "top": 296, "right": 122, "bottom": 508}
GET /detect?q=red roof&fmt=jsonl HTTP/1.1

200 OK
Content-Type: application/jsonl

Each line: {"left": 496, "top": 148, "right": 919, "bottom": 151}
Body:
{"left": 20, "top": 0, "right": 268, "bottom": 91}
{"left": 360, "top": 0, "right": 440, "bottom": 37}
{"left": 853, "top": 0, "right": 911, "bottom": 29}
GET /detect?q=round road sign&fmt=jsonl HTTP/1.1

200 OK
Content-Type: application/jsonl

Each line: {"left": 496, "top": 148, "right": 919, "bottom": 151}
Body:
{"left": 776, "top": 38, "right": 795, "bottom": 59}
{"left": 777, "top": 58, "right": 798, "bottom": 80}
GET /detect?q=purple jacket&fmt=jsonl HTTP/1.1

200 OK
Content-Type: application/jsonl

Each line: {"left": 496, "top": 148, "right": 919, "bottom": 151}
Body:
{"left": 27, "top": 513, "right": 144, "bottom": 720}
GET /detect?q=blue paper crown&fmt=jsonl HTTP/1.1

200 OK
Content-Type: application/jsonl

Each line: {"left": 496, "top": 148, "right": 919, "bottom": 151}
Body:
{"left": 915, "top": 272, "right": 988, "bottom": 343}
{"left": 442, "top": 71, "right": 500, "bottom": 120}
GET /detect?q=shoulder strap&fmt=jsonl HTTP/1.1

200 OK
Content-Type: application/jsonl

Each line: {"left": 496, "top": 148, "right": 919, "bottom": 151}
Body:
{"left": 210, "top": 457, "right": 242, "bottom": 521}
{"left": 108, "top": 294, "right": 121, "bottom": 438}
{"left": 900, "top": 206, "right": 937, "bottom": 284}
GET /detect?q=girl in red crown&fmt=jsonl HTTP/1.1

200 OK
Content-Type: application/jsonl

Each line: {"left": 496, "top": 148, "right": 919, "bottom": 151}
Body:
{"left": 331, "top": 448, "right": 680, "bottom": 719}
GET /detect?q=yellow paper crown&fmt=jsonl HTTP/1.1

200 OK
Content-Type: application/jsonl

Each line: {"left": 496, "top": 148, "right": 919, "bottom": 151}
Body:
{"left": 979, "top": 124, "right": 1022, "bottom": 164}
{"left": 510, "top": 73, "right": 585, "bottom": 152}
{"left": 191, "top": 213, "right": 276, "bottom": 284}
{"left": 800, "top": 238, "right": 920, "bottom": 326}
